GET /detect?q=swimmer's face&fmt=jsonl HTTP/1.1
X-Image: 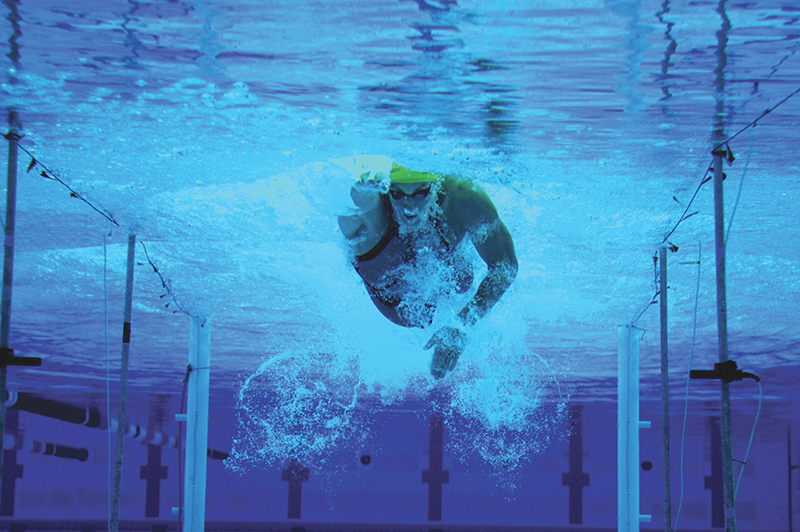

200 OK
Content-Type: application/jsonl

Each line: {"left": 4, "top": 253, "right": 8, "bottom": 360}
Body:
{"left": 388, "top": 181, "right": 436, "bottom": 230}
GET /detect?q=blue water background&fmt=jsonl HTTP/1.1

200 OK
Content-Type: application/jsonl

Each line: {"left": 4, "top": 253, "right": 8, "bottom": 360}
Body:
{"left": 1, "top": 0, "right": 799, "bottom": 528}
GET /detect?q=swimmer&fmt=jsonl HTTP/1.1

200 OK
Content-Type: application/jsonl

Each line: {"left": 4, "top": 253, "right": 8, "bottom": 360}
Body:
{"left": 338, "top": 162, "right": 518, "bottom": 379}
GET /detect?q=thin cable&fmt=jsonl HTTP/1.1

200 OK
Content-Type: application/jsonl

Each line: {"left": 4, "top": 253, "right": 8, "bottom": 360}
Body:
{"left": 712, "top": 85, "right": 800, "bottom": 151}
{"left": 725, "top": 127, "right": 754, "bottom": 246}
{"left": 662, "top": 161, "right": 713, "bottom": 245}
{"left": 734, "top": 380, "right": 763, "bottom": 504}
{"left": 642, "top": 86, "right": 798, "bottom": 326}
{"left": 104, "top": 231, "right": 112, "bottom": 532}
{"left": 631, "top": 254, "right": 660, "bottom": 325}
{"left": 139, "top": 242, "right": 203, "bottom": 322}
{"left": 662, "top": 84, "right": 800, "bottom": 246}
{"left": 674, "top": 241, "right": 702, "bottom": 532}
{"left": 10, "top": 141, "right": 202, "bottom": 324}
{"left": 12, "top": 142, "right": 120, "bottom": 227}
{"left": 631, "top": 290, "right": 659, "bottom": 325}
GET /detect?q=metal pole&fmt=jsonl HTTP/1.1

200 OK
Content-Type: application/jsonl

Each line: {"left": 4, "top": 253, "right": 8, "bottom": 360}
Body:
{"left": 110, "top": 234, "right": 136, "bottom": 532}
{"left": 713, "top": 149, "right": 736, "bottom": 532}
{"left": 0, "top": 110, "right": 20, "bottom": 506}
{"left": 659, "top": 247, "right": 672, "bottom": 532}
{"left": 711, "top": 1, "right": 736, "bottom": 529}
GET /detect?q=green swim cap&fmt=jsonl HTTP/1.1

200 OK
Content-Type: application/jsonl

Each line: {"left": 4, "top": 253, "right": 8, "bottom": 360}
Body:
{"left": 390, "top": 163, "right": 440, "bottom": 184}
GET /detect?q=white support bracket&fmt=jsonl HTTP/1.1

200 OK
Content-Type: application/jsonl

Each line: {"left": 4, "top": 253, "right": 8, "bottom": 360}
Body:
{"left": 618, "top": 324, "right": 652, "bottom": 532}
{"left": 183, "top": 317, "right": 211, "bottom": 532}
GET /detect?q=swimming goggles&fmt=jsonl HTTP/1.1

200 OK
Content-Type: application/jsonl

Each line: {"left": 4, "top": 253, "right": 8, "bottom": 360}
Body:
{"left": 388, "top": 185, "right": 432, "bottom": 200}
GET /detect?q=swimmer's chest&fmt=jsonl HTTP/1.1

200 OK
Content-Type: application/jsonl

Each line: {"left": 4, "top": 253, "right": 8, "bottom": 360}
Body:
{"left": 356, "top": 233, "right": 424, "bottom": 285}
{"left": 356, "top": 228, "right": 472, "bottom": 293}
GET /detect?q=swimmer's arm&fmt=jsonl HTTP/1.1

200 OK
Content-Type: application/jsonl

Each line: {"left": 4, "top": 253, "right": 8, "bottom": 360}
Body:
{"left": 458, "top": 221, "right": 518, "bottom": 325}
{"left": 450, "top": 184, "right": 518, "bottom": 325}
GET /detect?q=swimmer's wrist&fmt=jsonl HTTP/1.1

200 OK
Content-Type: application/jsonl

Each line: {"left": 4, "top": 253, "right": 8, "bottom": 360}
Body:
{"left": 456, "top": 305, "right": 479, "bottom": 328}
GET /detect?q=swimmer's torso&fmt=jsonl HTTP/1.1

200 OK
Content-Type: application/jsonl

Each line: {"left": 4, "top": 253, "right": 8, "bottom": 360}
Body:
{"left": 355, "top": 214, "right": 473, "bottom": 328}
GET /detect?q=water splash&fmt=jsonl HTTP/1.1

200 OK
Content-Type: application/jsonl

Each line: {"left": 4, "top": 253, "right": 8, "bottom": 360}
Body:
{"left": 227, "top": 160, "right": 573, "bottom": 475}
{"left": 444, "top": 323, "right": 572, "bottom": 472}
{"left": 226, "top": 348, "right": 366, "bottom": 472}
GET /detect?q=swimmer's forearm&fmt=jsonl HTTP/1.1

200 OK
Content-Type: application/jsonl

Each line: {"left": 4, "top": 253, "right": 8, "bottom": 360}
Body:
{"left": 457, "top": 261, "right": 517, "bottom": 326}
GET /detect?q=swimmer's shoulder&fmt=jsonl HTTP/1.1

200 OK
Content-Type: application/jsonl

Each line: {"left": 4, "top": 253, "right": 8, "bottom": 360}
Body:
{"left": 439, "top": 175, "right": 498, "bottom": 231}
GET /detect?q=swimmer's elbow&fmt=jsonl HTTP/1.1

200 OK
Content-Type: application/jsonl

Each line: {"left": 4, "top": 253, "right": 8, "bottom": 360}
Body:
{"left": 504, "top": 258, "right": 518, "bottom": 287}
{"left": 506, "top": 257, "right": 519, "bottom": 281}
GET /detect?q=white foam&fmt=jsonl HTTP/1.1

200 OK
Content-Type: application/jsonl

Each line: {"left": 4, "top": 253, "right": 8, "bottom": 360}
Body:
{"left": 227, "top": 163, "right": 573, "bottom": 472}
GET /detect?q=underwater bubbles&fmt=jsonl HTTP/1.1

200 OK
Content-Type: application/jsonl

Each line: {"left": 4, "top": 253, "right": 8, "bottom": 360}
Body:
{"left": 225, "top": 160, "right": 573, "bottom": 480}
{"left": 443, "top": 324, "right": 573, "bottom": 477}
{"left": 225, "top": 348, "right": 366, "bottom": 473}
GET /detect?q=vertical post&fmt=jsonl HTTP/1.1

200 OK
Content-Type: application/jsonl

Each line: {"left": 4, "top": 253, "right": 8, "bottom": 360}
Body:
{"left": 110, "top": 234, "right": 136, "bottom": 532}
{"left": 618, "top": 324, "right": 651, "bottom": 532}
{"left": 184, "top": 316, "right": 210, "bottom": 532}
{"left": 713, "top": 148, "right": 737, "bottom": 532}
{"left": 659, "top": 247, "right": 673, "bottom": 532}
{"left": 712, "top": 0, "right": 736, "bottom": 528}
{"left": 788, "top": 427, "right": 793, "bottom": 532}
{"left": 0, "top": 110, "right": 20, "bottom": 507}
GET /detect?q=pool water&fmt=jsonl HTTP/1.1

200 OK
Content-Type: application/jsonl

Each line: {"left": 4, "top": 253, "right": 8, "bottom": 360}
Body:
{"left": 1, "top": 0, "right": 799, "bottom": 530}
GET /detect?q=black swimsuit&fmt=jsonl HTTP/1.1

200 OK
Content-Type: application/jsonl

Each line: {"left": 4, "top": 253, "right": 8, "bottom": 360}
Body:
{"left": 355, "top": 210, "right": 473, "bottom": 328}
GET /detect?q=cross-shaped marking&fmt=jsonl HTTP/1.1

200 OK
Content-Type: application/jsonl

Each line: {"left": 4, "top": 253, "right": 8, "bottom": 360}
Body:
{"left": 704, "top": 417, "right": 724, "bottom": 529}
{"left": 562, "top": 405, "right": 590, "bottom": 524}
{"left": 422, "top": 409, "right": 449, "bottom": 521}
{"left": 139, "top": 444, "right": 168, "bottom": 517}
{"left": 282, "top": 459, "right": 309, "bottom": 519}
{"left": 1, "top": 408, "right": 23, "bottom": 517}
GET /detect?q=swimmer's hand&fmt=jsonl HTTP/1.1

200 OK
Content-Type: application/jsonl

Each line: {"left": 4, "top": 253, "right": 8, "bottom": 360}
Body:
{"left": 425, "top": 326, "right": 466, "bottom": 379}
{"left": 339, "top": 171, "right": 391, "bottom": 255}
{"left": 350, "top": 171, "right": 388, "bottom": 209}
